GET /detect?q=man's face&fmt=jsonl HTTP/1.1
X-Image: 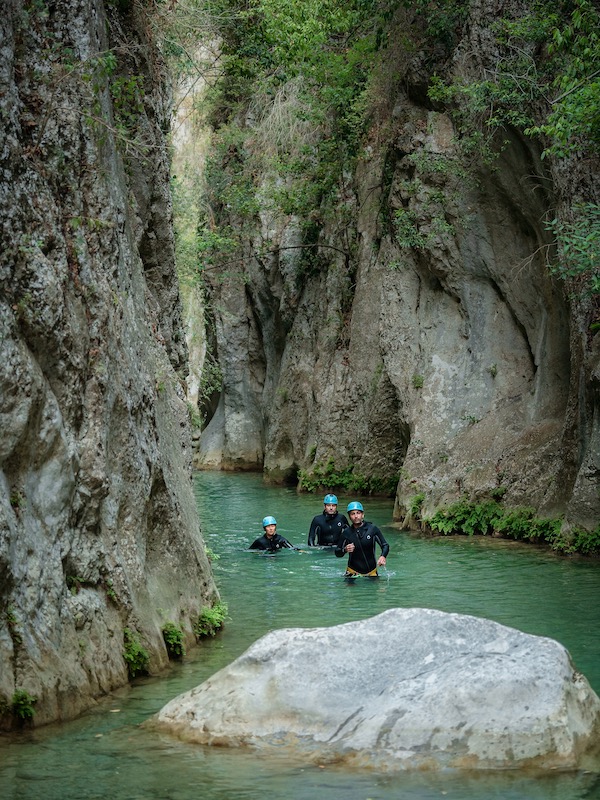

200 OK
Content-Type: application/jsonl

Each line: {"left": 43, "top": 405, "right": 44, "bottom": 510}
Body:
{"left": 264, "top": 524, "right": 277, "bottom": 538}
{"left": 324, "top": 503, "right": 337, "bottom": 514}
{"left": 349, "top": 510, "right": 364, "bottom": 526}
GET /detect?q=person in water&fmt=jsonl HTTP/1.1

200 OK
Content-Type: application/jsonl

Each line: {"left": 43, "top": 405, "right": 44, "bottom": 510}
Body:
{"left": 335, "top": 501, "right": 389, "bottom": 577}
{"left": 307, "top": 494, "right": 348, "bottom": 547}
{"left": 250, "top": 516, "right": 296, "bottom": 552}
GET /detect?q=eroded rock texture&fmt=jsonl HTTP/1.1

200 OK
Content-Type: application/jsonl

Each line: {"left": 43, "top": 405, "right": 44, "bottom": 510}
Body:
{"left": 0, "top": 0, "right": 217, "bottom": 726}
{"left": 152, "top": 608, "right": 600, "bottom": 771}
{"left": 195, "top": 0, "right": 599, "bottom": 534}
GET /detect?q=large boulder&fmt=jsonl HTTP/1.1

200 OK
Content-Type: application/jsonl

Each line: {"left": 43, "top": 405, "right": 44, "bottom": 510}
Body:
{"left": 151, "top": 608, "right": 600, "bottom": 771}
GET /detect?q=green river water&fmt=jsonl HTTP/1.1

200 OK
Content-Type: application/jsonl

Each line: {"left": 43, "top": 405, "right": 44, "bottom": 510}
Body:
{"left": 1, "top": 470, "right": 599, "bottom": 799}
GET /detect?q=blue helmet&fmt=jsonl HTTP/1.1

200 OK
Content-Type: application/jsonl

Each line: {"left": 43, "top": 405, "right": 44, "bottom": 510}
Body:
{"left": 323, "top": 494, "right": 338, "bottom": 505}
{"left": 262, "top": 516, "right": 277, "bottom": 527}
{"left": 347, "top": 501, "right": 364, "bottom": 512}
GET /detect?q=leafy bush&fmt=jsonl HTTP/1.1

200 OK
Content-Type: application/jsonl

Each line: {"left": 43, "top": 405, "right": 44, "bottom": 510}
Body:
{"left": 162, "top": 622, "right": 186, "bottom": 660}
{"left": 408, "top": 492, "right": 426, "bottom": 518}
{"left": 545, "top": 203, "right": 600, "bottom": 296}
{"left": 427, "top": 0, "right": 600, "bottom": 160}
{"left": 193, "top": 602, "right": 228, "bottom": 639}
{"left": 298, "top": 458, "right": 397, "bottom": 496}
{"left": 12, "top": 690, "right": 37, "bottom": 720}
{"left": 422, "top": 495, "right": 598, "bottom": 556}
{"left": 123, "top": 628, "right": 150, "bottom": 678}
{"left": 570, "top": 525, "right": 600, "bottom": 555}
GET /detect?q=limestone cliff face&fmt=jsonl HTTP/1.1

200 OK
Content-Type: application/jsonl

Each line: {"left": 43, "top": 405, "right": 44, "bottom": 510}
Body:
{"left": 196, "top": 0, "right": 599, "bottom": 533}
{"left": 0, "top": 0, "right": 217, "bottom": 727}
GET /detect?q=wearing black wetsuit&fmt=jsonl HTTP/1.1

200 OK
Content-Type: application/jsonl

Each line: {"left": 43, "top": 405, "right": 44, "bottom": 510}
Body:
{"left": 307, "top": 512, "right": 349, "bottom": 546}
{"left": 249, "top": 533, "right": 295, "bottom": 552}
{"left": 335, "top": 521, "right": 389, "bottom": 575}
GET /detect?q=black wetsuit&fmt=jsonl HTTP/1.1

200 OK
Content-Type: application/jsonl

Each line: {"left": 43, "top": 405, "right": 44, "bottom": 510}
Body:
{"left": 307, "top": 512, "right": 349, "bottom": 546}
{"left": 335, "top": 521, "right": 389, "bottom": 575}
{"left": 249, "top": 533, "right": 295, "bottom": 552}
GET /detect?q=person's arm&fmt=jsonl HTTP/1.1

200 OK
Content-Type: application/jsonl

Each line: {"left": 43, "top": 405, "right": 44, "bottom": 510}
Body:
{"left": 335, "top": 533, "right": 348, "bottom": 558}
{"left": 249, "top": 538, "right": 263, "bottom": 550}
{"left": 275, "top": 534, "right": 296, "bottom": 550}
{"left": 308, "top": 517, "right": 320, "bottom": 546}
{"left": 375, "top": 528, "right": 389, "bottom": 564}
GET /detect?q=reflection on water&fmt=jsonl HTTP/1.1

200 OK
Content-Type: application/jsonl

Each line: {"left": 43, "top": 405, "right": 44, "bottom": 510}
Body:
{"left": 1, "top": 471, "right": 599, "bottom": 800}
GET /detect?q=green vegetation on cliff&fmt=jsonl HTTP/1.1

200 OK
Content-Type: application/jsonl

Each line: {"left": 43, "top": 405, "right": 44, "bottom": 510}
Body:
{"left": 163, "top": 0, "right": 599, "bottom": 303}
{"left": 426, "top": 0, "right": 600, "bottom": 296}
{"left": 405, "top": 494, "right": 600, "bottom": 556}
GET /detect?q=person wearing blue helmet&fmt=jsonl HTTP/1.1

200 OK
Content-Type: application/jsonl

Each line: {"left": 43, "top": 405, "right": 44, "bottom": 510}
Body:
{"left": 307, "top": 494, "right": 348, "bottom": 547}
{"left": 335, "top": 501, "right": 389, "bottom": 577}
{"left": 250, "top": 516, "right": 296, "bottom": 551}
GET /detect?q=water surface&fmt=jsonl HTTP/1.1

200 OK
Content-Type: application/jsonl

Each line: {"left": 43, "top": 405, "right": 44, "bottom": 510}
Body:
{"left": 1, "top": 471, "right": 599, "bottom": 800}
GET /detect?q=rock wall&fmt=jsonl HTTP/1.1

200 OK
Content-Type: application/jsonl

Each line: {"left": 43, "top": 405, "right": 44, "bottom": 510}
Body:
{"left": 0, "top": 0, "right": 217, "bottom": 727}
{"left": 195, "top": 0, "right": 599, "bottom": 533}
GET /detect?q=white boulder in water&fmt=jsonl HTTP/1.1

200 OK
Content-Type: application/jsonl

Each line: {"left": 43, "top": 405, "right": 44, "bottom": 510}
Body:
{"left": 151, "top": 608, "right": 600, "bottom": 771}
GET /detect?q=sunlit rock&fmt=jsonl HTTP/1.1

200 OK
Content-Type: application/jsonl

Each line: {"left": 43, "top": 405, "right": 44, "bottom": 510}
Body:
{"left": 152, "top": 608, "right": 600, "bottom": 771}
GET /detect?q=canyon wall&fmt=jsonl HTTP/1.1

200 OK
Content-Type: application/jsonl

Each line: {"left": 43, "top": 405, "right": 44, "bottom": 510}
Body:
{"left": 195, "top": 0, "right": 599, "bottom": 534}
{"left": 0, "top": 0, "right": 217, "bottom": 727}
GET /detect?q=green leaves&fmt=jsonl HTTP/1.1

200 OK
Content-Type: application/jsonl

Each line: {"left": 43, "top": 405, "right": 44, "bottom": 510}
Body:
{"left": 545, "top": 203, "right": 600, "bottom": 294}
{"left": 162, "top": 622, "right": 186, "bottom": 659}
{"left": 428, "top": 0, "right": 600, "bottom": 159}
{"left": 193, "top": 602, "right": 228, "bottom": 638}
{"left": 123, "top": 628, "right": 150, "bottom": 679}
{"left": 298, "top": 458, "right": 397, "bottom": 496}
{"left": 423, "top": 497, "right": 599, "bottom": 555}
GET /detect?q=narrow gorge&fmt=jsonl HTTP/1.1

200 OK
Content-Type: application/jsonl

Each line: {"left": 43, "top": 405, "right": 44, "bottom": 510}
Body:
{"left": 186, "top": 0, "right": 599, "bottom": 542}
{"left": 0, "top": 0, "right": 598, "bottom": 730}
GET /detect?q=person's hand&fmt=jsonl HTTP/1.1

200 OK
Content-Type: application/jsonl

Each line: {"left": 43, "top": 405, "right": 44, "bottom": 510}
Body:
{"left": 377, "top": 555, "right": 386, "bottom": 566}
{"left": 345, "top": 543, "right": 355, "bottom": 553}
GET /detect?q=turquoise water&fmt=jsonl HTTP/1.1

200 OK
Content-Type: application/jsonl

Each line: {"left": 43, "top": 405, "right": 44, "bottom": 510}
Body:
{"left": 1, "top": 470, "right": 599, "bottom": 799}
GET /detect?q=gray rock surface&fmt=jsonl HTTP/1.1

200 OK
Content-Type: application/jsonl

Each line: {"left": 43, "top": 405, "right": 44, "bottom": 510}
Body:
{"left": 152, "top": 608, "right": 600, "bottom": 771}
{"left": 193, "top": 0, "right": 599, "bottom": 533}
{"left": 0, "top": 0, "right": 217, "bottom": 726}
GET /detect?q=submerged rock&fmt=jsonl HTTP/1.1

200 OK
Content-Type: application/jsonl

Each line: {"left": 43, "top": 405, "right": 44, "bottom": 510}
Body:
{"left": 151, "top": 608, "right": 600, "bottom": 771}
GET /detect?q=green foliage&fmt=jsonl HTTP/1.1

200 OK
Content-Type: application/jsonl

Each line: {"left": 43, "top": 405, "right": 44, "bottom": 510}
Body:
{"left": 104, "top": 579, "right": 117, "bottom": 604}
{"left": 198, "top": 356, "right": 223, "bottom": 421}
{"left": 66, "top": 575, "right": 85, "bottom": 595}
{"left": 110, "top": 73, "right": 145, "bottom": 131}
{"left": 205, "top": 547, "right": 220, "bottom": 562}
{"left": 193, "top": 602, "right": 228, "bottom": 639}
{"left": 298, "top": 458, "right": 397, "bottom": 496}
{"left": 427, "top": 0, "right": 600, "bottom": 160}
{"left": 6, "top": 607, "right": 22, "bottom": 646}
{"left": 545, "top": 203, "right": 600, "bottom": 295}
{"left": 405, "top": 0, "right": 468, "bottom": 52}
{"left": 568, "top": 525, "right": 600, "bottom": 555}
{"left": 12, "top": 690, "right": 37, "bottom": 720}
{"left": 412, "top": 374, "right": 424, "bottom": 389}
{"left": 172, "top": 0, "right": 400, "bottom": 284}
{"left": 428, "top": 499, "right": 503, "bottom": 536}
{"left": 123, "top": 628, "right": 150, "bottom": 678}
{"left": 424, "top": 496, "right": 597, "bottom": 555}
{"left": 9, "top": 490, "right": 25, "bottom": 511}
{"left": 527, "top": 0, "right": 600, "bottom": 157}
{"left": 162, "top": 622, "right": 186, "bottom": 659}
{"left": 394, "top": 209, "right": 427, "bottom": 248}
{"left": 408, "top": 492, "right": 426, "bottom": 518}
